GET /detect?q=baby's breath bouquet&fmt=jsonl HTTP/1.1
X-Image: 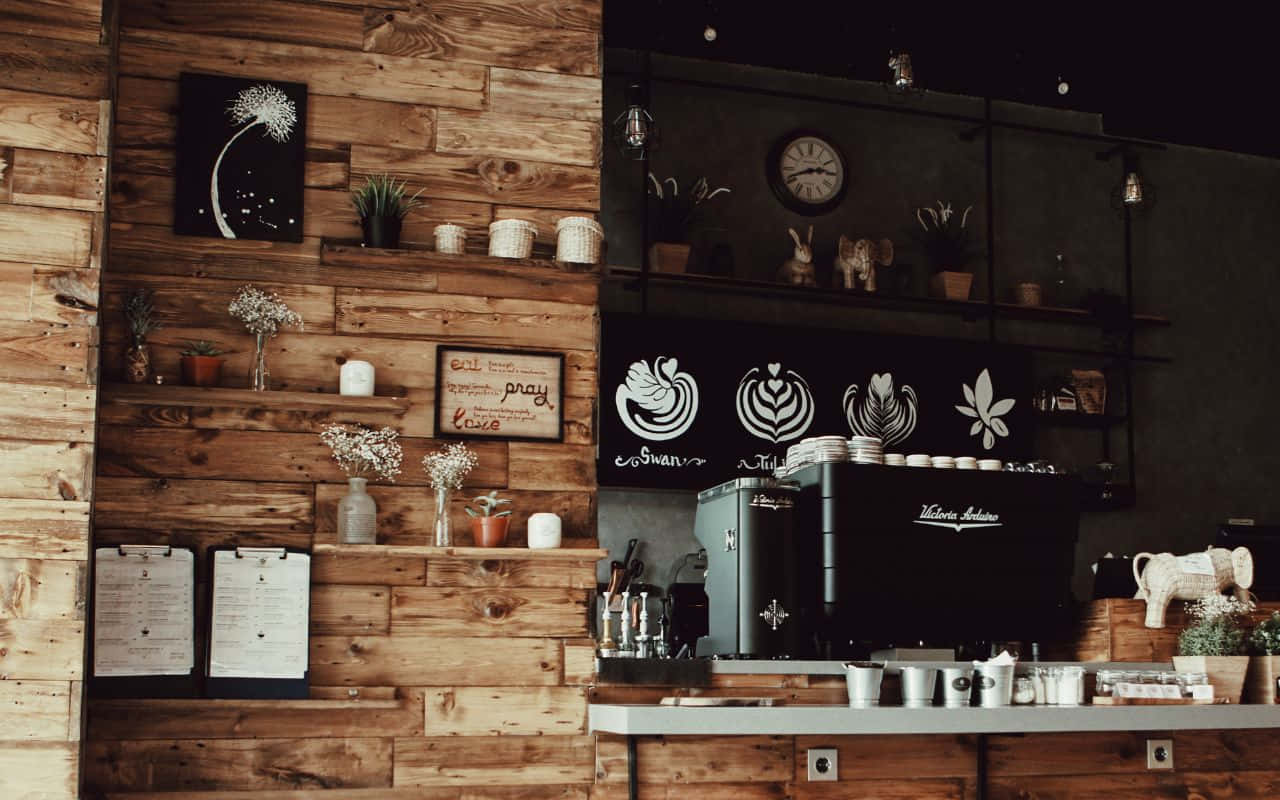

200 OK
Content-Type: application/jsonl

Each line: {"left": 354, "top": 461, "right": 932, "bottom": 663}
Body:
{"left": 1178, "top": 593, "right": 1255, "bottom": 656}
{"left": 422, "top": 442, "right": 479, "bottom": 546}
{"left": 319, "top": 424, "right": 403, "bottom": 482}
{"left": 229, "top": 284, "right": 303, "bottom": 390}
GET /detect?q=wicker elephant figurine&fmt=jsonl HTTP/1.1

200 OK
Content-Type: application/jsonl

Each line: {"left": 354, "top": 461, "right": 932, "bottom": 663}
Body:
{"left": 1133, "top": 546, "right": 1254, "bottom": 628}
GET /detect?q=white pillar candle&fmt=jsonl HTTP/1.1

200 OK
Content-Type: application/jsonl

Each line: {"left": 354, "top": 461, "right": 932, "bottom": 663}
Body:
{"left": 527, "top": 512, "right": 562, "bottom": 549}
{"left": 340, "top": 360, "right": 375, "bottom": 396}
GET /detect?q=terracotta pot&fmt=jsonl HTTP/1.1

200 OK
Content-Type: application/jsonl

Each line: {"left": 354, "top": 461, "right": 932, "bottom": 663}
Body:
{"left": 180, "top": 356, "right": 224, "bottom": 387}
{"left": 1172, "top": 655, "right": 1250, "bottom": 704}
{"left": 1246, "top": 655, "right": 1280, "bottom": 704}
{"left": 930, "top": 270, "right": 973, "bottom": 300}
{"left": 648, "top": 242, "right": 691, "bottom": 274}
{"left": 471, "top": 516, "right": 510, "bottom": 548}
{"left": 361, "top": 215, "right": 402, "bottom": 249}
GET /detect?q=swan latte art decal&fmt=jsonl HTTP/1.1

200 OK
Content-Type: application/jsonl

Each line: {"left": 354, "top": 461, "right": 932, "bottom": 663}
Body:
{"left": 615, "top": 356, "right": 699, "bottom": 441}
{"left": 843, "top": 372, "right": 919, "bottom": 447}
{"left": 736, "top": 362, "right": 815, "bottom": 443}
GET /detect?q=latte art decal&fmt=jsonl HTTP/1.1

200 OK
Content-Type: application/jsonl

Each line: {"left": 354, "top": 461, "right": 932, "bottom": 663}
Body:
{"left": 615, "top": 356, "right": 699, "bottom": 441}
{"left": 736, "top": 362, "right": 814, "bottom": 443}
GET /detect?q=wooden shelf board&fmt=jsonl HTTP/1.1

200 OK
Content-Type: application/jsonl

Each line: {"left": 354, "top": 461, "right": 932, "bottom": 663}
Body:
{"left": 994, "top": 302, "right": 1170, "bottom": 327}
{"left": 312, "top": 543, "right": 608, "bottom": 561}
{"left": 321, "top": 240, "right": 601, "bottom": 278}
{"left": 100, "top": 383, "right": 410, "bottom": 414}
{"left": 1034, "top": 411, "right": 1127, "bottom": 429}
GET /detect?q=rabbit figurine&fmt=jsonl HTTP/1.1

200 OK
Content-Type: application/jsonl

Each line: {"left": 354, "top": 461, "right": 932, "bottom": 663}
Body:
{"left": 777, "top": 225, "right": 816, "bottom": 286}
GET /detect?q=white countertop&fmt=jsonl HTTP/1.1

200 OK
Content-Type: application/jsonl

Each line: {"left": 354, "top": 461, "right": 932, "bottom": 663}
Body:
{"left": 702, "top": 660, "right": 1171, "bottom": 675}
{"left": 589, "top": 703, "right": 1280, "bottom": 736}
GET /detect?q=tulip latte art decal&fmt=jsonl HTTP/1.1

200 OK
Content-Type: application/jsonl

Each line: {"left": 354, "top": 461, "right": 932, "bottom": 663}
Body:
{"left": 736, "top": 362, "right": 814, "bottom": 443}
{"left": 615, "top": 356, "right": 699, "bottom": 441}
{"left": 843, "top": 372, "right": 918, "bottom": 447}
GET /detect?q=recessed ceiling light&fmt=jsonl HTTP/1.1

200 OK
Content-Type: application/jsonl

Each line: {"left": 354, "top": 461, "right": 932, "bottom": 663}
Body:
{"left": 1058, "top": 77, "right": 1070, "bottom": 95}
{"left": 704, "top": 25, "right": 717, "bottom": 42}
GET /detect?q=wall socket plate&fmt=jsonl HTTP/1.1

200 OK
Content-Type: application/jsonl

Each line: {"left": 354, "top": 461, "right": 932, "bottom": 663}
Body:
{"left": 1146, "top": 738, "right": 1174, "bottom": 770}
{"left": 806, "top": 748, "right": 838, "bottom": 781}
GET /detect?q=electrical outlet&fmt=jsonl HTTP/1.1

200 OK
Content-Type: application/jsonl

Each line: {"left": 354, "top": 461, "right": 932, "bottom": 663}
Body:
{"left": 806, "top": 748, "right": 838, "bottom": 781}
{"left": 1146, "top": 738, "right": 1174, "bottom": 770}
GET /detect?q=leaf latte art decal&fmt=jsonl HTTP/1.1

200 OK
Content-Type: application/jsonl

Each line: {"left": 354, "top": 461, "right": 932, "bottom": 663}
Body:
{"left": 736, "top": 362, "right": 815, "bottom": 443}
{"left": 615, "top": 356, "right": 699, "bottom": 441}
{"left": 843, "top": 372, "right": 918, "bottom": 447}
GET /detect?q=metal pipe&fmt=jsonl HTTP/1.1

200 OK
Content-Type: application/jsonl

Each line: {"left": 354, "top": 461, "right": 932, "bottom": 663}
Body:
{"left": 628, "top": 735, "right": 638, "bottom": 800}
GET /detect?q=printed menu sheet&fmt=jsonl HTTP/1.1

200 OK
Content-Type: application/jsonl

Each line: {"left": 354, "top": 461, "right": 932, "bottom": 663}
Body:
{"left": 208, "top": 549, "right": 310, "bottom": 680}
{"left": 93, "top": 547, "right": 195, "bottom": 677}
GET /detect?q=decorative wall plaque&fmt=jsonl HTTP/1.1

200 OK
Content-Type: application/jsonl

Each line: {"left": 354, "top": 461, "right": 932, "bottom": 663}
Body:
{"left": 435, "top": 346, "right": 564, "bottom": 442}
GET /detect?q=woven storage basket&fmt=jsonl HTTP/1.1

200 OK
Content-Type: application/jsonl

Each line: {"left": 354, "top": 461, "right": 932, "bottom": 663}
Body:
{"left": 434, "top": 224, "right": 466, "bottom": 255}
{"left": 488, "top": 219, "right": 537, "bottom": 259}
{"left": 555, "top": 216, "right": 604, "bottom": 264}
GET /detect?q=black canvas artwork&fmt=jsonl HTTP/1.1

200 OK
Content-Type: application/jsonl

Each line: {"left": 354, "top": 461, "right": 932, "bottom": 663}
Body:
{"left": 599, "top": 312, "right": 1036, "bottom": 490}
{"left": 174, "top": 73, "right": 308, "bottom": 243}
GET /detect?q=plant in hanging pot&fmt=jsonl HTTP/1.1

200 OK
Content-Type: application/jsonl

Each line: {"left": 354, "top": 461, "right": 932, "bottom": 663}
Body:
{"left": 646, "top": 174, "right": 730, "bottom": 274}
{"left": 1246, "top": 611, "right": 1280, "bottom": 703}
{"left": 123, "top": 288, "right": 160, "bottom": 384}
{"left": 421, "top": 442, "right": 479, "bottom": 547}
{"left": 351, "top": 173, "right": 425, "bottom": 250}
{"left": 228, "top": 285, "right": 303, "bottom": 391}
{"left": 319, "top": 424, "right": 403, "bottom": 545}
{"left": 465, "top": 490, "right": 513, "bottom": 548}
{"left": 911, "top": 201, "right": 980, "bottom": 300}
{"left": 179, "top": 340, "right": 225, "bottom": 387}
{"left": 1173, "top": 593, "right": 1255, "bottom": 704}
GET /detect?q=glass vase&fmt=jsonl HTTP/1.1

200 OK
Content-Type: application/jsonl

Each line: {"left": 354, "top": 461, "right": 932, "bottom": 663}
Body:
{"left": 433, "top": 486, "right": 452, "bottom": 547}
{"left": 250, "top": 332, "right": 269, "bottom": 391}
{"left": 337, "top": 477, "right": 377, "bottom": 545}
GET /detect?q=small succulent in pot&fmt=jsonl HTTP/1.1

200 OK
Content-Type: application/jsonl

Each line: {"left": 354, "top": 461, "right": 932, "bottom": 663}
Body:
{"left": 123, "top": 288, "right": 160, "bottom": 384}
{"left": 911, "top": 201, "right": 979, "bottom": 272}
{"left": 179, "top": 340, "right": 225, "bottom": 387}
{"left": 1250, "top": 611, "right": 1280, "bottom": 656}
{"left": 351, "top": 173, "right": 425, "bottom": 250}
{"left": 465, "top": 490, "right": 513, "bottom": 548}
{"left": 646, "top": 174, "right": 730, "bottom": 244}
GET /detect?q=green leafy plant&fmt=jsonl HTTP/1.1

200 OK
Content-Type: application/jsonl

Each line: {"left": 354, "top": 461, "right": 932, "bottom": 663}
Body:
{"left": 180, "top": 340, "right": 223, "bottom": 357}
{"left": 464, "top": 490, "right": 512, "bottom": 518}
{"left": 647, "top": 174, "right": 730, "bottom": 243}
{"left": 351, "top": 174, "right": 424, "bottom": 220}
{"left": 124, "top": 288, "right": 159, "bottom": 345}
{"left": 1250, "top": 611, "right": 1280, "bottom": 656}
{"left": 1177, "top": 594, "right": 1254, "bottom": 657}
{"left": 910, "top": 201, "right": 980, "bottom": 271}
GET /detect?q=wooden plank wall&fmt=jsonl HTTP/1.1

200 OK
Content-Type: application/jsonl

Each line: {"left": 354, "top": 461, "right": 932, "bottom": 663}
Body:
{"left": 0, "top": 1, "right": 112, "bottom": 798}
{"left": 79, "top": 0, "right": 605, "bottom": 797}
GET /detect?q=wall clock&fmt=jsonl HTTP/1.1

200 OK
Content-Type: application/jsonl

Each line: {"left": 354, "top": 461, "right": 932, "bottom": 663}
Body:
{"left": 765, "top": 130, "right": 848, "bottom": 216}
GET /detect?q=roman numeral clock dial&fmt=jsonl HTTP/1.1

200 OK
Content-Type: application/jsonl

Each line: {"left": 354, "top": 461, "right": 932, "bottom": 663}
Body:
{"left": 766, "top": 130, "right": 849, "bottom": 215}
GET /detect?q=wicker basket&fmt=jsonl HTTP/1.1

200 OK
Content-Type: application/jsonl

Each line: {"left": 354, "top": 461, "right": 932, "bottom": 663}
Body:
{"left": 1016, "top": 281, "right": 1043, "bottom": 306}
{"left": 555, "top": 216, "right": 604, "bottom": 264}
{"left": 434, "top": 224, "right": 466, "bottom": 255}
{"left": 488, "top": 219, "right": 537, "bottom": 259}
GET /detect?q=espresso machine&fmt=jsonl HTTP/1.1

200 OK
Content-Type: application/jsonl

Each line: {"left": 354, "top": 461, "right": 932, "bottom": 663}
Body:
{"left": 693, "top": 464, "right": 1081, "bottom": 659}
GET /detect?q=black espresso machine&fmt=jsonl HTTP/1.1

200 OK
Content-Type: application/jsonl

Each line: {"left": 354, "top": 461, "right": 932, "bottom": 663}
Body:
{"left": 694, "top": 464, "right": 1081, "bottom": 659}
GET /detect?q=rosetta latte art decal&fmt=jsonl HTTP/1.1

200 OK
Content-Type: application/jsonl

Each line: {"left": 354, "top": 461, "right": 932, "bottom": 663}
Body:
{"left": 843, "top": 372, "right": 919, "bottom": 447}
{"left": 614, "top": 356, "right": 699, "bottom": 441}
{"left": 736, "top": 362, "right": 815, "bottom": 443}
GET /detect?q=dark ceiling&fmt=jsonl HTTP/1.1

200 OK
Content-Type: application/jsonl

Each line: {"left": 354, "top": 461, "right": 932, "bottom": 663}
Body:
{"left": 603, "top": 3, "right": 1279, "bottom": 159}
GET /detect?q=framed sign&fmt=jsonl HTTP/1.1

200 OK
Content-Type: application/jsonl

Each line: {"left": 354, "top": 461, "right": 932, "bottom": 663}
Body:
{"left": 435, "top": 346, "right": 564, "bottom": 442}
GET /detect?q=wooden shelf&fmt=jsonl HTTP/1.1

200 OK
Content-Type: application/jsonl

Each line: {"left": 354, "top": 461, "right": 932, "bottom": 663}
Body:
{"left": 312, "top": 543, "right": 609, "bottom": 561}
{"left": 994, "top": 302, "right": 1169, "bottom": 328}
{"left": 1034, "top": 411, "right": 1127, "bottom": 429}
{"left": 321, "top": 240, "right": 600, "bottom": 277}
{"left": 100, "top": 383, "right": 410, "bottom": 414}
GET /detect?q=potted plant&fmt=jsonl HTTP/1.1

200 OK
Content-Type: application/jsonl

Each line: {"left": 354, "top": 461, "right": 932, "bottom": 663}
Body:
{"left": 123, "top": 288, "right": 160, "bottom": 384}
{"left": 319, "top": 424, "right": 403, "bottom": 545}
{"left": 911, "top": 201, "right": 979, "bottom": 300}
{"left": 646, "top": 174, "right": 730, "bottom": 274}
{"left": 179, "top": 340, "right": 225, "bottom": 387}
{"left": 351, "top": 173, "right": 424, "bottom": 249}
{"left": 1173, "top": 593, "right": 1255, "bottom": 703}
{"left": 1246, "top": 611, "right": 1280, "bottom": 703}
{"left": 465, "top": 490, "right": 512, "bottom": 548}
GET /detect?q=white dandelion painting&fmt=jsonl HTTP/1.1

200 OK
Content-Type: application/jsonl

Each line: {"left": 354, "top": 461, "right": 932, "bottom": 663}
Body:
{"left": 174, "top": 73, "right": 308, "bottom": 243}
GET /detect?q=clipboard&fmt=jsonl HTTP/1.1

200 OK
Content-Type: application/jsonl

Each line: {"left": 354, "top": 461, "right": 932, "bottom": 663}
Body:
{"left": 90, "top": 545, "right": 199, "bottom": 698}
{"left": 204, "top": 546, "right": 311, "bottom": 699}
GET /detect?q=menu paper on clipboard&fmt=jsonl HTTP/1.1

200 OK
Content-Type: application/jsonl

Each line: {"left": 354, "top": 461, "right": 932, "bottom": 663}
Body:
{"left": 93, "top": 546, "right": 195, "bottom": 677}
{"left": 208, "top": 548, "right": 310, "bottom": 680}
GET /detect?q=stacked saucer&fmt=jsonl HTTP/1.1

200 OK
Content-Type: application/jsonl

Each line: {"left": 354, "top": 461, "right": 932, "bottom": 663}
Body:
{"left": 812, "top": 435, "right": 851, "bottom": 464}
{"left": 930, "top": 456, "right": 957, "bottom": 469}
{"left": 784, "top": 441, "right": 813, "bottom": 473}
{"left": 906, "top": 453, "right": 932, "bottom": 468}
{"left": 978, "top": 459, "right": 1004, "bottom": 472}
{"left": 956, "top": 457, "right": 978, "bottom": 470}
{"left": 847, "top": 436, "right": 884, "bottom": 464}
{"left": 884, "top": 453, "right": 906, "bottom": 466}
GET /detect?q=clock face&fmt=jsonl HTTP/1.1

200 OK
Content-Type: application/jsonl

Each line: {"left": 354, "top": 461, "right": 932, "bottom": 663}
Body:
{"left": 767, "top": 132, "right": 848, "bottom": 215}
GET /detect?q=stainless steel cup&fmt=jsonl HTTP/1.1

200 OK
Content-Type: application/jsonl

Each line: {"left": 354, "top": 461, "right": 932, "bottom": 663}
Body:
{"left": 843, "top": 661, "right": 885, "bottom": 708}
{"left": 940, "top": 667, "right": 974, "bottom": 707}
{"left": 900, "top": 666, "right": 938, "bottom": 708}
{"left": 975, "top": 663, "right": 1015, "bottom": 707}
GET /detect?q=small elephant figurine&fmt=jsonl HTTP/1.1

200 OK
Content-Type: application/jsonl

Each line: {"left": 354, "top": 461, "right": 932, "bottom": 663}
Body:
{"left": 834, "top": 235, "right": 894, "bottom": 291}
{"left": 777, "top": 225, "right": 816, "bottom": 286}
{"left": 1133, "top": 546, "right": 1254, "bottom": 628}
